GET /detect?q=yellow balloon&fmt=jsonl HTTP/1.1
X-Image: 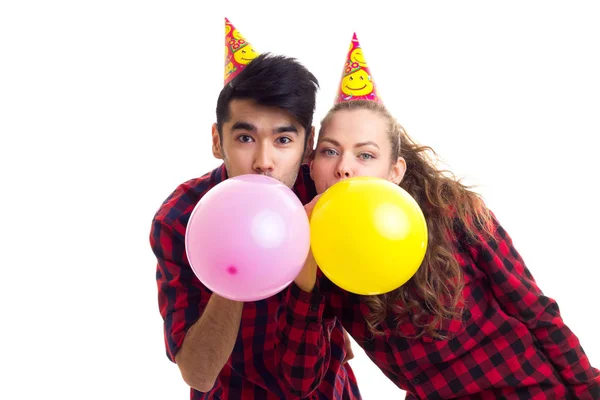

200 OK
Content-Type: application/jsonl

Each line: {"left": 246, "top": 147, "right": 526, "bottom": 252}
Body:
{"left": 310, "top": 177, "right": 428, "bottom": 295}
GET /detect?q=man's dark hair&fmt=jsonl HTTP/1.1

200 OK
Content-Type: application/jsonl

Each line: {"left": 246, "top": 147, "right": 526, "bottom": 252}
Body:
{"left": 216, "top": 53, "right": 319, "bottom": 143}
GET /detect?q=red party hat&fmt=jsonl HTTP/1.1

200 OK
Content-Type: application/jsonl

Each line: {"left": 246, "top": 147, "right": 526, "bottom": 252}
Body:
{"left": 224, "top": 18, "right": 259, "bottom": 85}
{"left": 334, "top": 33, "right": 381, "bottom": 104}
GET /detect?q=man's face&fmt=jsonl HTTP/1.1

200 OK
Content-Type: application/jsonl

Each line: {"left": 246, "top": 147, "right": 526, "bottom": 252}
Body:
{"left": 212, "top": 99, "right": 312, "bottom": 188}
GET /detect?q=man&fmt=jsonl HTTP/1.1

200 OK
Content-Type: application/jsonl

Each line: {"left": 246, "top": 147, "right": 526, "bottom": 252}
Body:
{"left": 149, "top": 20, "right": 360, "bottom": 400}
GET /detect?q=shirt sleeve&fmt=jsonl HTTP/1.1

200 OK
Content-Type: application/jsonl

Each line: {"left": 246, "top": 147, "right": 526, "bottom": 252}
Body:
{"left": 462, "top": 213, "right": 599, "bottom": 399}
{"left": 150, "top": 215, "right": 211, "bottom": 363}
{"left": 274, "top": 281, "right": 343, "bottom": 397}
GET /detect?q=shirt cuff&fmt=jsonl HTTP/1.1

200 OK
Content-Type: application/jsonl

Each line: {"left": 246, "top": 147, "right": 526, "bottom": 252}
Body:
{"left": 285, "top": 281, "right": 326, "bottom": 323}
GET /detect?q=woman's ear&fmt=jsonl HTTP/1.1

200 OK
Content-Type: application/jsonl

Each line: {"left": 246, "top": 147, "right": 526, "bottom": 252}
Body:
{"left": 390, "top": 157, "right": 406, "bottom": 185}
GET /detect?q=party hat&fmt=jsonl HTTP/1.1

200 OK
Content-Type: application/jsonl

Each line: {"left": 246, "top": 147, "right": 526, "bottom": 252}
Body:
{"left": 334, "top": 33, "right": 381, "bottom": 104}
{"left": 224, "top": 18, "right": 259, "bottom": 85}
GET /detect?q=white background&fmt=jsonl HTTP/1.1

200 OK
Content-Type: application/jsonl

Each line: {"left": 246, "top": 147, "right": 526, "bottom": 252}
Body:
{"left": 1, "top": 1, "right": 599, "bottom": 399}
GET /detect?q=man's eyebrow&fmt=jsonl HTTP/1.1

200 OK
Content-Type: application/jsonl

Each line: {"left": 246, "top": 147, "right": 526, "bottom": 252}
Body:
{"left": 231, "top": 121, "right": 256, "bottom": 132}
{"left": 230, "top": 122, "right": 299, "bottom": 135}
{"left": 274, "top": 125, "right": 299, "bottom": 135}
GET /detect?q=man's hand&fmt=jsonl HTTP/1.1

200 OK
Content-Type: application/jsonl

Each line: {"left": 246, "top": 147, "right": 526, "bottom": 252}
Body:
{"left": 342, "top": 329, "right": 354, "bottom": 364}
{"left": 294, "top": 195, "right": 321, "bottom": 293}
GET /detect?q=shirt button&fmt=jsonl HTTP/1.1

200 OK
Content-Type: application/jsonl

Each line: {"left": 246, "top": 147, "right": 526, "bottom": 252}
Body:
{"left": 411, "top": 378, "right": 420, "bottom": 384}
{"left": 309, "top": 304, "right": 318, "bottom": 312}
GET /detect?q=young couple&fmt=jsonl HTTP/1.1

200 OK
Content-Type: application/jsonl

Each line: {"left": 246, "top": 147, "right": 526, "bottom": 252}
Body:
{"left": 149, "top": 20, "right": 599, "bottom": 399}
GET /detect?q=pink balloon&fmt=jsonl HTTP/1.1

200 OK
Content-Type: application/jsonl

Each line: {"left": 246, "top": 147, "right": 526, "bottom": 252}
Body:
{"left": 185, "top": 174, "right": 310, "bottom": 301}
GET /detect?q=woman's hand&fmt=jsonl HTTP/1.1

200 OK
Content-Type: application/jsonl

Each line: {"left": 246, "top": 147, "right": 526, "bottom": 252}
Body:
{"left": 294, "top": 195, "right": 321, "bottom": 292}
{"left": 342, "top": 329, "right": 354, "bottom": 364}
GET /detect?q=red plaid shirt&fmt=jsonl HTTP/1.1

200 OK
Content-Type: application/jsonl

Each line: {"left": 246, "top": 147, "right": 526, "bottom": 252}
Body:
{"left": 278, "top": 212, "right": 600, "bottom": 399}
{"left": 150, "top": 163, "right": 362, "bottom": 399}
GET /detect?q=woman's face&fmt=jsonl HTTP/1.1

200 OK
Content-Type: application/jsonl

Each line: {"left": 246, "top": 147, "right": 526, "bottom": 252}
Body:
{"left": 311, "top": 108, "right": 406, "bottom": 194}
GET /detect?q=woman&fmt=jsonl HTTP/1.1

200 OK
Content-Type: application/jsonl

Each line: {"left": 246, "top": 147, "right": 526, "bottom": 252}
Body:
{"left": 277, "top": 99, "right": 599, "bottom": 399}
